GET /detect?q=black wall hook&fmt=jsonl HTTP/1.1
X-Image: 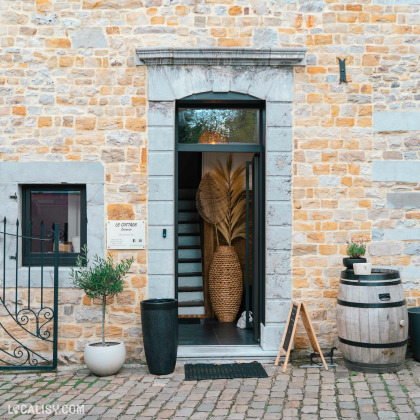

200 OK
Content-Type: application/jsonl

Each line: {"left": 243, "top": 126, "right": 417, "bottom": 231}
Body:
{"left": 337, "top": 58, "right": 348, "bottom": 84}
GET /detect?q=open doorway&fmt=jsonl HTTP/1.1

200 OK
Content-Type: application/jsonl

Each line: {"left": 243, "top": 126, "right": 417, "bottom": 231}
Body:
{"left": 177, "top": 151, "right": 262, "bottom": 345}
{"left": 175, "top": 94, "right": 265, "bottom": 346}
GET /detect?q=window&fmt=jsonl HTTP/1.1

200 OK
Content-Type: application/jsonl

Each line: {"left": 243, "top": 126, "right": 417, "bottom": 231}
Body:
{"left": 22, "top": 185, "right": 87, "bottom": 266}
{"left": 178, "top": 107, "right": 260, "bottom": 144}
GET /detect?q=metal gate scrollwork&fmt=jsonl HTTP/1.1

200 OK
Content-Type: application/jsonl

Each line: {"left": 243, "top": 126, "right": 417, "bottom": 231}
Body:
{"left": 0, "top": 218, "right": 59, "bottom": 370}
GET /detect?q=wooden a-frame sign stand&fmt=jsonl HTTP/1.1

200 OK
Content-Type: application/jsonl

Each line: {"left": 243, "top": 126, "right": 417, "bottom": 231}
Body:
{"left": 275, "top": 301, "right": 328, "bottom": 373}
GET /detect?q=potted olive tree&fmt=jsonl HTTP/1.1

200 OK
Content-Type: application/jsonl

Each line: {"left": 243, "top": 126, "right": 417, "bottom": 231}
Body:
{"left": 343, "top": 241, "right": 367, "bottom": 271}
{"left": 70, "top": 246, "right": 133, "bottom": 376}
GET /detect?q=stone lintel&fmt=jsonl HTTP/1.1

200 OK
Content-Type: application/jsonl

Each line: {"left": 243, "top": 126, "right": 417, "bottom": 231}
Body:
{"left": 136, "top": 47, "right": 307, "bottom": 66}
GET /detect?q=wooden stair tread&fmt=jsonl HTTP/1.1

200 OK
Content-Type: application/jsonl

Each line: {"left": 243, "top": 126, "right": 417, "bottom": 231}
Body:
{"left": 179, "top": 286, "right": 204, "bottom": 292}
{"left": 179, "top": 258, "right": 202, "bottom": 263}
{"left": 178, "top": 272, "right": 202, "bottom": 277}
{"left": 178, "top": 300, "right": 204, "bottom": 307}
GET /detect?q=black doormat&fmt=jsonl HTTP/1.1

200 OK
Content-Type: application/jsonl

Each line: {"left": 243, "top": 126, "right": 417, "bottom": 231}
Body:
{"left": 178, "top": 318, "right": 201, "bottom": 324}
{"left": 184, "top": 362, "right": 268, "bottom": 381}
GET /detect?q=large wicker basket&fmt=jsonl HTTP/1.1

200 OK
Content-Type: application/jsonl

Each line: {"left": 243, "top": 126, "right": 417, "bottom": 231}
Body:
{"left": 209, "top": 245, "right": 243, "bottom": 322}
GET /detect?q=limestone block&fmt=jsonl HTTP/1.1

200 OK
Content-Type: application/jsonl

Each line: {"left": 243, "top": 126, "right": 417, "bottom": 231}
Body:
{"left": 107, "top": 204, "right": 135, "bottom": 220}
{"left": 148, "top": 126, "right": 174, "bottom": 151}
{"left": 148, "top": 226, "right": 174, "bottom": 250}
{"left": 149, "top": 151, "right": 174, "bottom": 176}
{"left": 148, "top": 251, "right": 174, "bottom": 275}
{"left": 266, "top": 227, "right": 292, "bottom": 250}
{"left": 384, "top": 229, "right": 420, "bottom": 241}
{"left": 374, "top": 110, "right": 420, "bottom": 132}
{"left": 267, "top": 202, "right": 292, "bottom": 226}
{"left": 253, "top": 28, "right": 278, "bottom": 48}
{"left": 75, "top": 308, "right": 102, "bottom": 323}
{"left": 266, "top": 127, "right": 292, "bottom": 151}
{"left": 106, "top": 131, "right": 144, "bottom": 147}
{"left": 404, "top": 243, "right": 420, "bottom": 255}
{"left": 266, "top": 274, "right": 292, "bottom": 299}
{"left": 368, "top": 242, "right": 402, "bottom": 256}
{"left": 266, "top": 153, "right": 292, "bottom": 176}
{"left": 373, "top": 161, "right": 420, "bottom": 182}
{"left": 266, "top": 102, "right": 292, "bottom": 127}
{"left": 148, "top": 275, "right": 175, "bottom": 298}
{"left": 149, "top": 177, "right": 174, "bottom": 201}
{"left": 260, "top": 323, "right": 286, "bottom": 351}
{"left": 71, "top": 28, "right": 108, "bottom": 49}
{"left": 266, "top": 250, "right": 291, "bottom": 275}
{"left": 148, "top": 67, "right": 175, "bottom": 101}
{"left": 387, "top": 192, "right": 420, "bottom": 209}
{"left": 265, "top": 299, "right": 291, "bottom": 323}
{"left": 266, "top": 177, "right": 291, "bottom": 201}
{"left": 148, "top": 101, "right": 174, "bottom": 126}
{"left": 148, "top": 202, "right": 174, "bottom": 225}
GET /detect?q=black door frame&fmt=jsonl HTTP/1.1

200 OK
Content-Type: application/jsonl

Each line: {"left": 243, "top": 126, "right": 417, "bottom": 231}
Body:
{"left": 175, "top": 92, "right": 266, "bottom": 340}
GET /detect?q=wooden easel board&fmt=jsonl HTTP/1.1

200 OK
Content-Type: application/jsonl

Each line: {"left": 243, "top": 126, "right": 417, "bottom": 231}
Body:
{"left": 274, "top": 302, "right": 328, "bottom": 373}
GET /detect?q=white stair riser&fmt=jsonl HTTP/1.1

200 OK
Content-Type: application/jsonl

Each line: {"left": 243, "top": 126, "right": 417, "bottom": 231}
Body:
{"left": 179, "top": 306, "right": 205, "bottom": 316}
{"left": 179, "top": 248, "right": 201, "bottom": 259}
{"left": 178, "top": 262, "right": 202, "bottom": 273}
{"left": 179, "top": 212, "right": 199, "bottom": 222}
{"left": 178, "top": 277, "right": 203, "bottom": 288}
{"left": 179, "top": 236, "right": 200, "bottom": 246}
{"left": 179, "top": 223, "right": 200, "bottom": 234}
{"left": 178, "top": 200, "right": 196, "bottom": 211}
{"left": 178, "top": 189, "right": 196, "bottom": 200}
{"left": 179, "top": 291, "right": 204, "bottom": 302}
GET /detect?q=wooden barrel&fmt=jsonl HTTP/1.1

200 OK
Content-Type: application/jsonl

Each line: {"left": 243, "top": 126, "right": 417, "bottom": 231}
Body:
{"left": 337, "top": 269, "right": 408, "bottom": 373}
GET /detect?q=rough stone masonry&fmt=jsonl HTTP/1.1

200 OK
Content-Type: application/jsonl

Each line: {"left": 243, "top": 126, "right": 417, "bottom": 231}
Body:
{"left": 0, "top": 0, "right": 419, "bottom": 363}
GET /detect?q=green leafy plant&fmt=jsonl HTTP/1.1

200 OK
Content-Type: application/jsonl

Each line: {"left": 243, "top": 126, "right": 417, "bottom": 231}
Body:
{"left": 70, "top": 246, "right": 134, "bottom": 347}
{"left": 346, "top": 241, "right": 366, "bottom": 259}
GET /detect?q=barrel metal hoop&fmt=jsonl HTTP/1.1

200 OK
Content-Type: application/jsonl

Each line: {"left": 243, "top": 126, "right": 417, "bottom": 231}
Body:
{"left": 339, "top": 337, "right": 408, "bottom": 349}
{"left": 340, "top": 279, "right": 402, "bottom": 287}
{"left": 341, "top": 269, "right": 400, "bottom": 281}
{"left": 337, "top": 299, "right": 406, "bottom": 308}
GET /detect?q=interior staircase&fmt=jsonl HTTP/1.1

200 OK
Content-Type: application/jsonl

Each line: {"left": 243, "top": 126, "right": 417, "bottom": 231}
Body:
{"left": 177, "top": 188, "right": 205, "bottom": 317}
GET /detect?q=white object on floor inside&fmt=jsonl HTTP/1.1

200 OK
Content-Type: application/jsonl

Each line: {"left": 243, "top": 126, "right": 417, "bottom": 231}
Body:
{"left": 237, "top": 311, "right": 253, "bottom": 329}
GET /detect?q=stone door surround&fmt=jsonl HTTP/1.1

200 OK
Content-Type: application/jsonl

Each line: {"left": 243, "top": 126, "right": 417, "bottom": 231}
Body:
{"left": 137, "top": 47, "right": 306, "bottom": 351}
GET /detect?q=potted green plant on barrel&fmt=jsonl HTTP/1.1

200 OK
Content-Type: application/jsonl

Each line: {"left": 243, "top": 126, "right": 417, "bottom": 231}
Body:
{"left": 343, "top": 241, "right": 367, "bottom": 271}
{"left": 70, "top": 246, "right": 133, "bottom": 376}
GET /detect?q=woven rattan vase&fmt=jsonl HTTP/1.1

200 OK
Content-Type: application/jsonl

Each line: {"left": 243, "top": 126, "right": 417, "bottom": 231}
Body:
{"left": 209, "top": 246, "right": 243, "bottom": 322}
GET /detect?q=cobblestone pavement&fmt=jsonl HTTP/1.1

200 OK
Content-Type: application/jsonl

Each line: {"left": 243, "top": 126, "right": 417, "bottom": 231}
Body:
{"left": 1, "top": 359, "right": 420, "bottom": 420}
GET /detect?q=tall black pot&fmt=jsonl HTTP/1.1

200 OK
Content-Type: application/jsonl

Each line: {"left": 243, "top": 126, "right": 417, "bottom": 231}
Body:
{"left": 408, "top": 307, "right": 420, "bottom": 362}
{"left": 141, "top": 298, "right": 178, "bottom": 375}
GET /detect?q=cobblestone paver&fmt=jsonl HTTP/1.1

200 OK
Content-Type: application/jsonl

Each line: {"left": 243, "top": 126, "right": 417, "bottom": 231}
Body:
{"left": 0, "top": 359, "right": 419, "bottom": 419}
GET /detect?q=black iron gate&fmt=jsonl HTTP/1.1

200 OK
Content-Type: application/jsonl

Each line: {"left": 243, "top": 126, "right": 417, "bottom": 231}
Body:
{"left": 0, "top": 218, "right": 59, "bottom": 370}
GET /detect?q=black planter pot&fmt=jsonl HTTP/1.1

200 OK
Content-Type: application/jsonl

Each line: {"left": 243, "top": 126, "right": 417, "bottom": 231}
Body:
{"left": 408, "top": 307, "right": 420, "bottom": 362}
{"left": 343, "top": 257, "right": 367, "bottom": 270}
{"left": 141, "top": 298, "right": 178, "bottom": 375}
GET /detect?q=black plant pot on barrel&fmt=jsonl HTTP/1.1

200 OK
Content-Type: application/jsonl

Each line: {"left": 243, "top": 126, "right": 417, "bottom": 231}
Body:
{"left": 408, "top": 307, "right": 420, "bottom": 362}
{"left": 343, "top": 257, "right": 367, "bottom": 270}
{"left": 141, "top": 299, "right": 178, "bottom": 375}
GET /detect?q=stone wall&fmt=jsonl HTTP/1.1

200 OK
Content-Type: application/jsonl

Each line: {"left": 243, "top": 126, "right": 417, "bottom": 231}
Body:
{"left": 0, "top": 0, "right": 419, "bottom": 361}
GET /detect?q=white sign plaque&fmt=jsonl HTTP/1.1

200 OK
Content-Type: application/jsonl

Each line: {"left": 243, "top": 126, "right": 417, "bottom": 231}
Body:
{"left": 107, "top": 220, "right": 146, "bottom": 250}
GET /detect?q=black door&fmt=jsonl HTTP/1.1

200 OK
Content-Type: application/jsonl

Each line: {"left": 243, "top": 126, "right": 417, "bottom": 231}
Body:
{"left": 245, "top": 154, "right": 262, "bottom": 341}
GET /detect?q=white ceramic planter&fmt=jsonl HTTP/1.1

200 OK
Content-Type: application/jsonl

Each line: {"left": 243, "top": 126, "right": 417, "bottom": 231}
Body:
{"left": 353, "top": 263, "right": 372, "bottom": 275}
{"left": 84, "top": 341, "right": 126, "bottom": 376}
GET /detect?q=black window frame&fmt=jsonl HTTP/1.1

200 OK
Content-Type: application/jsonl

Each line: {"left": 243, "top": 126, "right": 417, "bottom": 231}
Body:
{"left": 22, "top": 184, "right": 87, "bottom": 267}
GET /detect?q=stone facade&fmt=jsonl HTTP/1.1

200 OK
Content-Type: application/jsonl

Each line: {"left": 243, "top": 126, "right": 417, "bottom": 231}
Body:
{"left": 0, "top": 0, "right": 419, "bottom": 362}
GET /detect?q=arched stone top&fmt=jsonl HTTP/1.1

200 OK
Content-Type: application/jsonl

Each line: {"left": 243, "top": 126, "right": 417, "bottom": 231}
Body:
{"left": 146, "top": 65, "right": 295, "bottom": 102}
